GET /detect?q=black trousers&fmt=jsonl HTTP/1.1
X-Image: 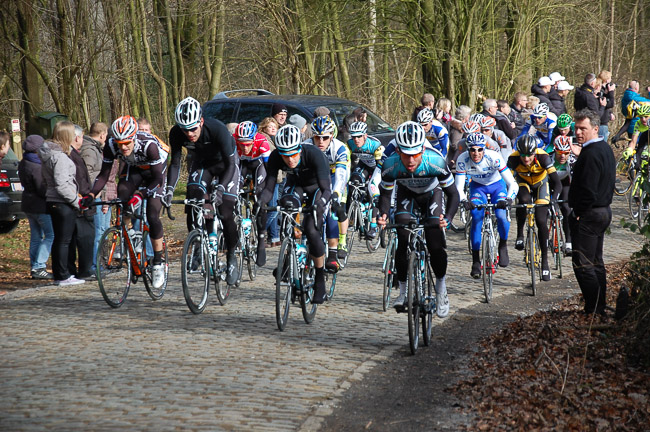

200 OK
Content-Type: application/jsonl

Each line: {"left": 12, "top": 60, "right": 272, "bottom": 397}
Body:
{"left": 569, "top": 207, "right": 612, "bottom": 313}
{"left": 68, "top": 215, "right": 95, "bottom": 278}
{"left": 46, "top": 202, "right": 77, "bottom": 281}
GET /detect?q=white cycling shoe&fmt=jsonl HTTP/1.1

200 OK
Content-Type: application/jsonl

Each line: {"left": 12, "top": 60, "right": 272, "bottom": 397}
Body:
{"left": 152, "top": 264, "right": 165, "bottom": 289}
{"left": 392, "top": 293, "right": 406, "bottom": 308}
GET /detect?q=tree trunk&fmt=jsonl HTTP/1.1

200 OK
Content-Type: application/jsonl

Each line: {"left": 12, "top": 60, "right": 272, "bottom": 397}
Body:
{"left": 295, "top": 0, "right": 316, "bottom": 93}
{"left": 329, "top": 2, "right": 351, "bottom": 96}
{"left": 366, "top": 0, "right": 377, "bottom": 110}
{"left": 162, "top": 0, "right": 179, "bottom": 103}
{"left": 16, "top": 0, "right": 42, "bottom": 122}
{"left": 207, "top": 2, "right": 226, "bottom": 99}
{"left": 130, "top": 0, "right": 150, "bottom": 121}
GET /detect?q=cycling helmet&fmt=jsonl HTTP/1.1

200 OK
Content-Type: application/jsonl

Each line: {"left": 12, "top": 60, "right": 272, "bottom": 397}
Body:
{"left": 626, "top": 100, "right": 640, "bottom": 119}
{"left": 466, "top": 132, "right": 486, "bottom": 148}
{"left": 111, "top": 115, "right": 138, "bottom": 142}
{"left": 174, "top": 97, "right": 202, "bottom": 129}
{"left": 462, "top": 120, "right": 481, "bottom": 135}
{"left": 479, "top": 116, "right": 497, "bottom": 129}
{"left": 234, "top": 121, "right": 258, "bottom": 142}
{"left": 556, "top": 113, "right": 573, "bottom": 128}
{"left": 275, "top": 125, "right": 302, "bottom": 155}
{"left": 416, "top": 108, "right": 434, "bottom": 124}
{"left": 469, "top": 113, "right": 485, "bottom": 124}
{"left": 517, "top": 135, "right": 539, "bottom": 155}
{"left": 637, "top": 103, "right": 650, "bottom": 117}
{"left": 554, "top": 136, "right": 572, "bottom": 152}
{"left": 311, "top": 116, "right": 337, "bottom": 136}
{"left": 349, "top": 121, "right": 368, "bottom": 137}
{"left": 532, "top": 103, "right": 549, "bottom": 118}
{"left": 395, "top": 121, "right": 426, "bottom": 155}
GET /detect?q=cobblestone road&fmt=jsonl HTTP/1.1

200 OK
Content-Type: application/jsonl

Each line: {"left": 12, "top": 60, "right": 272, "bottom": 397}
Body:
{"left": 0, "top": 196, "right": 640, "bottom": 431}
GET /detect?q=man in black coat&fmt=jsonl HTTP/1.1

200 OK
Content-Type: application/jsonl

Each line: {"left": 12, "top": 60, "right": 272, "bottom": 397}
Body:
{"left": 574, "top": 73, "right": 606, "bottom": 116}
{"left": 569, "top": 109, "right": 616, "bottom": 315}
{"left": 531, "top": 76, "right": 561, "bottom": 116}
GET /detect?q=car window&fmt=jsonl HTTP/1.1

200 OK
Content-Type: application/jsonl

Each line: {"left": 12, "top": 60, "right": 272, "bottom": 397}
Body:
{"left": 237, "top": 103, "right": 273, "bottom": 124}
{"left": 308, "top": 103, "right": 393, "bottom": 134}
{"left": 203, "top": 102, "right": 237, "bottom": 124}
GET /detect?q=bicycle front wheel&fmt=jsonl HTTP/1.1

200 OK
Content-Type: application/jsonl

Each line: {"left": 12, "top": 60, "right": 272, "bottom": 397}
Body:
{"left": 300, "top": 257, "right": 318, "bottom": 324}
{"left": 181, "top": 230, "right": 210, "bottom": 314}
{"left": 407, "top": 252, "right": 422, "bottom": 354}
{"left": 344, "top": 201, "right": 360, "bottom": 266}
{"left": 629, "top": 173, "right": 643, "bottom": 219}
{"left": 246, "top": 206, "right": 258, "bottom": 281}
{"left": 97, "top": 227, "right": 131, "bottom": 308}
{"left": 275, "top": 238, "right": 293, "bottom": 331}
{"left": 421, "top": 262, "right": 434, "bottom": 346}
{"left": 639, "top": 191, "right": 648, "bottom": 227}
{"left": 366, "top": 219, "right": 381, "bottom": 253}
{"left": 382, "top": 233, "right": 397, "bottom": 311}
{"left": 481, "top": 229, "right": 494, "bottom": 303}
{"left": 142, "top": 233, "right": 168, "bottom": 300}
{"left": 213, "top": 230, "right": 230, "bottom": 305}
{"left": 529, "top": 229, "right": 540, "bottom": 296}
{"left": 614, "top": 155, "right": 634, "bottom": 196}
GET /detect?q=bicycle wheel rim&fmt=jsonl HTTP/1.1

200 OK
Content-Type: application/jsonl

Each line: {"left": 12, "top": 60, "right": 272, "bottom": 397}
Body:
{"left": 181, "top": 230, "right": 210, "bottom": 314}
{"left": 614, "top": 157, "right": 633, "bottom": 195}
{"left": 629, "top": 174, "right": 642, "bottom": 219}
{"left": 300, "top": 258, "right": 318, "bottom": 323}
{"left": 481, "top": 231, "right": 492, "bottom": 303}
{"left": 407, "top": 253, "right": 420, "bottom": 354}
{"left": 144, "top": 233, "right": 168, "bottom": 300}
{"left": 275, "top": 239, "right": 293, "bottom": 331}
{"left": 344, "top": 203, "right": 359, "bottom": 266}
{"left": 247, "top": 213, "right": 258, "bottom": 281}
{"left": 382, "top": 237, "right": 396, "bottom": 311}
{"left": 214, "top": 230, "right": 230, "bottom": 305}
{"left": 97, "top": 227, "right": 131, "bottom": 308}
{"left": 422, "top": 263, "right": 433, "bottom": 346}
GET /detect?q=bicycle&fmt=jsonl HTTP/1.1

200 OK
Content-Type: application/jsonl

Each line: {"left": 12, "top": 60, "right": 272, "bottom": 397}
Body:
{"left": 386, "top": 219, "right": 435, "bottom": 355}
{"left": 473, "top": 203, "right": 500, "bottom": 303}
{"left": 346, "top": 179, "right": 381, "bottom": 262}
{"left": 514, "top": 203, "right": 543, "bottom": 296}
{"left": 236, "top": 184, "right": 258, "bottom": 282}
{"left": 614, "top": 145, "right": 635, "bottom": 196}
{"left": 547, "top": 201, "right": 565, "bottom": 280}
{"left": 381, "top": 227, "right": 397, "bottom": 311}
{"left": 628, "top": 154, "right": 649, "bottom": 225}
{"left": 95, "top": 199, "right": 169, "bottom": 308}
{"left": 271, "top": 205, "right": 320, "bottom": 331}
{"left": 173, "top": 198, "right": 229, "bottom": 314}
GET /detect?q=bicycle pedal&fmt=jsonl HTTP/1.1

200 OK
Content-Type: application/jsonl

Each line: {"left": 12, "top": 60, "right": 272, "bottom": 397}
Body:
{"left": 394, "top": 304, "right": 407, "bottom": 313}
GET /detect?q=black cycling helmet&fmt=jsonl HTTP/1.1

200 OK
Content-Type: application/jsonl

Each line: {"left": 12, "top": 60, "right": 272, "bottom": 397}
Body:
{"left": 517, "top": 135, "right": 540, "bottom": 155}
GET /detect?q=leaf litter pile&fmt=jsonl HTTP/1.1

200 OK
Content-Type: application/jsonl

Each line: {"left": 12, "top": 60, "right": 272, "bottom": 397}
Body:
{"left": 453, "top": 263, "right": 650, "bottom": 431}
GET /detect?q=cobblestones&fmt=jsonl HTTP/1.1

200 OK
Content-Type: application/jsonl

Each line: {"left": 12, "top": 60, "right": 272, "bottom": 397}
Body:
{"left": 0, "top": 197, "right": 640, "bottom": 431}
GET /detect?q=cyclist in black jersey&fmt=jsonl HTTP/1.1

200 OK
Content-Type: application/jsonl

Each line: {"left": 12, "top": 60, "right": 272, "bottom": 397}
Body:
{"left": 166, "top": 97, "right": 241, "bottom": 285}
{"left": 257, "top": 125, "right": 332, "bottom": 304}
{"left": 81, "top": 116, "right": 168, "bottom": 289}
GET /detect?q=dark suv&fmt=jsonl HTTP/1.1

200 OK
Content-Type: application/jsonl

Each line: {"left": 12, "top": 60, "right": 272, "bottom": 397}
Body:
{"left": 202, "top": 90, "right": 394, "bottom": 145}
{"left": 0, "top": 148, "right": 25, "bottom": 233}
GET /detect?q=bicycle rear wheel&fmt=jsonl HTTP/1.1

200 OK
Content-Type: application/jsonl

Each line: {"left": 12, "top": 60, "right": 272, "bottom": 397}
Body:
{"left": 421, "top": 263, "right": 434, "bottom": 346}
{"left": 142, "top": 233, "right": 168, "bottom": 300}
{"left": 344, "top": 201, "right": 360, "bottom": 266}
{"left": 246, "top": 206, "right": 258, "bottom": 281}
{"left": 97, "top": 227, "right": 131, "bottom": 308}
{"left": 181, "top": 230, "right": 210, "bottom": 314}
{"left": 639, "top": 191, "right": 648, "bottom": 227}
{"left": 366, "top": 218, "right": 381, "bottom": 253}
{"left": 629, "top": 173, "right": 643, "bottom": 219}
{"left": 213, "top": 230, "right": 230, "bottom": 305}
{"left": 529, "top": 230, "right": 541, "bottom": 296}
{"left": 407, "top": 252, "right": 422, "bottom": 354}
{"left": 554, "top": 217, "right": 564, "bottom": 279}
{"left": 382, "top": 233, "right": 397, "bottom": 311}
{"left": 300, "top": 257, "right": 318, "bottom": 324}
{"left": 275, "top": 238, "right": 293, "bottom": 331}
{"left": 481, "top": 229, "right": 494, "bottom": 303}
{"left": 614, "top": 155, "right": 634, "bottom": 196}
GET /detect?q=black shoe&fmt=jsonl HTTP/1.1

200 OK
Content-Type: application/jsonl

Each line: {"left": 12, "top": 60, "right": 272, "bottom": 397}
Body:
{"left": 226, "top": 252, "right": 239, "bottom": 285}
{"left": 256, "top": 241, "right": 266, "bottom": 267}
{"left": 542, "top": 264, "right": 551, "bottom": 281}
{"left": 498, "top": 240, "right": 509, "bottom": 267}
{"left": 31, "top": 269, "right": 53, "bottom": 280}
{"left": 367, "top": 226, "right": 378, "bottom": 239}
{"left": 325, "top": 254, "right": 339, "bottom": 272}
{"left": 514, "top": 237, "right": 524, "bottom": 251}
{"left": 337, "top": 245, "right": 348, "bottom": 260}
{"left": 312, "top": 269, "right": 327, "bottom": 304}
{"left": 77, "top": 272, "right": 97, "bottom": 281}
{"left": 470, "top": 261, "right": 481, "bottom": 279}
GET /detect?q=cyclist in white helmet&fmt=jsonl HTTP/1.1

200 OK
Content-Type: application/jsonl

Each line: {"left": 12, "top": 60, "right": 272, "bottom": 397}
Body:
{"left": 517, "top": 102, "right": 558, "bottom": 149}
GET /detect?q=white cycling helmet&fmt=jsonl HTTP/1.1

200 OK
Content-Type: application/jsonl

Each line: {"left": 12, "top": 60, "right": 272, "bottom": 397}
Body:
{"left": 462, "top": 120, "right": 481, "bottom": 135}
{"left": 395, "top": 121, "right": 426, "bottom": 155}
{"left": 469, "top": 113, "right": 486, "bottom": 124}
{"left": 311, "top": 116, "right": 337, "bottom": 136}
{"left": 111, "top": 115, "right": 138, "bottom": 143}
{"left": 416, "top": 108, "right": 434, "bottom": 124}
{"left": 532, "top": 103, "right": 549, "bottom": 118}
{"left": 349, "top": 121, "right": 368, "bottom": 137}
{"left": 275, "top": 125, "right": 302, "bottom": 156}
{"left": 175, "top": 97, "right": 202, "bottom": 129}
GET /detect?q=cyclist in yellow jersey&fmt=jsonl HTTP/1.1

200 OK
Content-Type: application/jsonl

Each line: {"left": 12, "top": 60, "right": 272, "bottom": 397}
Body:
{"left": 507, "top": 135, "right": 562, "bottom": 281}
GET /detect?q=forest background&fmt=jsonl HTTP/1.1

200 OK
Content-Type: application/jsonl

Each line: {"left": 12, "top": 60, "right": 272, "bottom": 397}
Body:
{"left": 1, "top": 0, "right": 649, "bottom": 133}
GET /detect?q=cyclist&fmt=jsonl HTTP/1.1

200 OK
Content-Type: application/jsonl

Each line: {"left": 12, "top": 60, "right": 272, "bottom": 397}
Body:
{"left": 507, "top": 135, "right": 562, "bottom": 281}
{"left": 233, "top": 120, "right": 272, "bottom": 266}
{"left": 550, "top": 136, "right": 574, "bottom": 255}
{"left": 347, "top": 121, "right": 384, "bottom": 239}
{"left": 376, "top": 121, "right": 460, "bottom": 318}
{"left": 549, "top": 113, "right": 575, "bottom": 152}
{"left": 81, "top": 116, "right": 168, "bottom": 289}
{"left": 479, "top": 115, "right": 512, "bottom": 159}
{"left": 449, "top": 120, "right": 500, "bottom": 166}
{"left": 622, "top": 103, "right": 650, "bottom": 172}
{"left": 417, "top": 108, "right": 450, "bottom": 158}
{"left": 455, "top": 133, "right": 518, "bottom": 278}
{"left": 305, "top": 116, "right": 351, "bottom": 271}
{"left": 257, "top": 124, "right": 332, "bottom": 304}
{"left": 165, "top": 97, "right": 241, "bottom": 285}
{"left": 517, "top": 103, "right": 558, "bottom": 150}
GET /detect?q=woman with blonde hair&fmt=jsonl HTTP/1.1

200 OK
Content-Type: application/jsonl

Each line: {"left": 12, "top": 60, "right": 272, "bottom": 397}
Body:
{"left": 597, "top": 70, "right": 616, "bottom": 141}
{"left": 258, "top": 117, "right": 280, "bottom": 147}
{"left": 38, "top": 121, "right": 85, "bottom": 286}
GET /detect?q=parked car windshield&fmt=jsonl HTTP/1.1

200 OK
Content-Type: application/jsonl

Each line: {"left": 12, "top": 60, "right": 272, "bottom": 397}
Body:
{"left": 305, "top": 103, "right": 393, "bottom": 134}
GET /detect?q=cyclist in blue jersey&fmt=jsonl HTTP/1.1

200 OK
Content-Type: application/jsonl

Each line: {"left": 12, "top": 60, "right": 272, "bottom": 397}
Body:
{"left": 377, "top": 121, "right": 460, "bottom": 318}
{"left": 517, "top": 103, "right": 558, "bottom": 149}
{"left": 455, "top": 133, "right": 518, "bottom": 278}
{"left": 347, "top": 121, "right": 385, "bottom": 239}
{"left": 417, "top": 108, "right": 450, "bottom": 158}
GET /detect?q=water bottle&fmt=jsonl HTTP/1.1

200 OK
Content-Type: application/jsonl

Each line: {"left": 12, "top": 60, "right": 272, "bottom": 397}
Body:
{"left": 208, "top": 233, "right": 219, "bottom": 252}
{"left": 242, "top": 218, "right": 252, "bottom": 236}
{"left": 128, "top": 228, "right": 142, "bottom": 254}
{"left": 296, "top": 244, "right": 307, "bottom": 266}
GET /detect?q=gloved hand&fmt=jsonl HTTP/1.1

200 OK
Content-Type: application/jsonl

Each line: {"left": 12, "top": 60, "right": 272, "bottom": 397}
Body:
{"left": 316, "top": 197, "right": 328, "bottom": 214}
{"left": 210, "top": 184, "right": 225, "bottom": 208}
{"left": 330, "top": 192, "right": 341, "bottom": 213}
{"left": 79, "top": 195, "right": 94, "bottom": 209}
{"left": 461, "top": 200, "right": 473, "bottom": 211}
{"left": 496, "top": 198, "right": 512, "bottom": 209}
{"left": 128, "top": 194, "right": 143, "bottom": 214}
{"left": 162, "top": 186, "right": 173, "bottom": 207}
{"left": 623, "top": 147, "right": 634, "bottom": 159}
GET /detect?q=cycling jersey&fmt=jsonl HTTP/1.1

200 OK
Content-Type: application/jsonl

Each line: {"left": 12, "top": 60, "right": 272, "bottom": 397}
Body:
{"left": 380, "top": 148, "right": 454, "bottom": 196}
{"left": 454, "top": 149, "right": 518, "bottom": 201}
{"left": 304, "top": 137, "right": 350, "bottom": 199}
{"left": 551, "top": 156, "right": 574, "bottom": 181}
{"left": 424, "top": 119, "right": 450, "bottom": 158}
{"left": 517, "top": 113, "right": 558, "bottom": 147}
{"left": 491, "top": 129, "right": 513, "bottom": 159}
{"left": 347, "top": 135, "right": 384, "bottom": 169}
{"left": 633, "top": 119, "right": 649, "bottom": 136}
{"left": 507, "top": 148, "right": 557, "bottom": 186}
{"left": 236, "top": 132, "right": 271, "bottom": 162}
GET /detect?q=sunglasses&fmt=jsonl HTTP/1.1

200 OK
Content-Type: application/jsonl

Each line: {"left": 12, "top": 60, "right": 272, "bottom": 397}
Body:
{"left": 469, "top": 148, "right": 484, "bottom": 153}
{"left": 556, "top": 150, "right": 570, "bottom": 155}
{"left": 183, "top": 126, "right": 199, "bottom": 133}
{"left": 314, "top": 135, "right": 332, "bottom": 140}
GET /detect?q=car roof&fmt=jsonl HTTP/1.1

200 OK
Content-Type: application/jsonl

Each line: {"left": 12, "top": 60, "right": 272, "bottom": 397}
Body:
{"left": 207, "top": 94, "right": 361, "bottom": 109}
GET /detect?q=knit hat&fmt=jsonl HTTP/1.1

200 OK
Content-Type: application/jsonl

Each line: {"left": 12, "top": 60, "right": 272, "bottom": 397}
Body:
{"left": 22, "top": 134, "right": 45, "bottom": 152}
{"left": 271, "top": 103, "right": 288, "bottom": 116}
{"left": 288, "top": 114, "right": 307, "bottom": 130}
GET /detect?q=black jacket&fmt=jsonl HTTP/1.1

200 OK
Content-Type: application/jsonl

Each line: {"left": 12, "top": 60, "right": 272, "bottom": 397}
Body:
{"left": 509, "top": 104, "right": 525, "bottom": 136}
{"left": 574, "top": 84, "right": 604, "bottom": 116}
{"left": 548, "top": 88, "right": 566, "bottom": 115}
{"left": 597, "top": 87, "right": 616, "bottom": 125}
{"left": 69, "top": 147, "right": 96, "bottom": 216}
{"left": 569, "top": 139, "right": 615, "bottom": 216}
{"left": 18, "top": 151, "right": 47, "bottom": 214}
{"left": 530, "top": 84, "right": 555, "bottom": 114}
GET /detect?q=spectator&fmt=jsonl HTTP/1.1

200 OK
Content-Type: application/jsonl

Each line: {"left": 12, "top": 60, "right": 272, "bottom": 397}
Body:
{"left": 530, "top": 76, "right": 556, "bottom": 113}
{"left": 495, "top": 99, "right": 517, "bottom": 140}
{"left": 509, "top": 92, "right": 528, "bottom": 136}
{"left": 411, "top": 93, "right": 435, "bottom": 121}
{"left": 272, "top": 103, "right": 288, "bottom": 126}
{"left": 621, "top": 80, "right": 650, "bottom": 138}
{"left": 574, "top": 73, "right": 606, "bottom": 116}
{"left": 68, "top": 124, "right": 95, "bottom": 280}
{"left": 448, "top": 105, "right": 472, "bottom": 155}
{"left": 596, "top": 70, "right": 616, "bottom": 142}
{"left": 313, "top": 106, "right": 330, "bottom": 118}
{"left": 258, "top": 116, "right": 281, "bottom": 247}
{"left": 555, "top": 80, "right": 574, "bottom": 115}
{"left": 341, "top": 107, "right": 367, "bottom": 141}
{"left": 435, "top": 97, "right": 452, "bottom": 128}
{"left": 18, "top": 135, "right": 54, "bottom": 280}
{"left": 547, "top": 72, "right": 566, "bottom": 115}
{"left": 0, "top": 131, "right": 10, "bottom": 163}
{"left": 569, "top": 109, "right": 615, "bottom": 316}
{"left": 38, "top": 121, "right": 85, "bottom": 286}
{"left": 81, "top": 122, "right": 118, "bottom": 272}
{"left": 523, "top": 96, "right": 540, "bottom": 122}
{"left": 137, "top": 117, "right": 152, "bottom": 134}
{"left": 288, "top": 114, "right": 310, "bottom": 140}
{"left": 258, "top": 117, "right": 279, "bottom": 145}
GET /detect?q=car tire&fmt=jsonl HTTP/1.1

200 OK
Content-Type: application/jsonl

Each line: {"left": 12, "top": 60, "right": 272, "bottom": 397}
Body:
{"left": 0, "top": 220, "right": 20, "bottom": 234}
